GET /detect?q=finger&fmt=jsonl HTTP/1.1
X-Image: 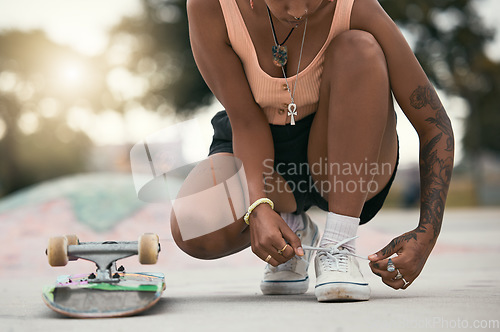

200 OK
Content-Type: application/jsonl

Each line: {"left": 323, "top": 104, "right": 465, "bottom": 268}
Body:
{"left": 368, "top": 238, "right": 403, "bottom": 262}
{"left": 257, "top": 251, "right": 282, "bottom": 267}
{"left": 252, "top": 244, "right": 283, "bottom": 266}
{"left": 399, "top": 273, "right": 414, "bottom": 289}
{"left": 276, "top": 242, "right": 295, "bottom": 260}
{"left": 381, "top": 276, "right": 403, "bottom": 290}
{"left": 370, "top": 267, "right": 395, "bottom": 280}
{"left": 401, "top": 278, "right": 412, "bottom": 290}
{"left": 266, "top": 256, "right": 281, "bottom": 267}
{"left": 369, "top": 261, "right": 381, "bottom": 276}
{"left": 377, "top": 267, "right": 406, "bottom": 289}
{"left": 369, "top": 258, "right": 393, "bottom": 274}
{"left": 369, "top": 256, "right": 415, "bottom": 290}
{"left": 383, "top": 271, "right": 413, "bottom": 290}
{"left": 382, "top": 269, "right": 404, "bottom": 283}
{"left": 280, "top": 225, "right": 304, "bottom": 256}
{"left": 369, "top": 258, "right": 406, "bottom": 283}
{"left": 251, "top": 235, "right": 289, "bottom": 265}
{"left": 369, "top": 261, "right": 394, "bottom": 278}
{"left": 269, "top": 244, "right": 289, "bottom": 264}
{"left": 266, "top": 240, "right": 296, "bottom": 264}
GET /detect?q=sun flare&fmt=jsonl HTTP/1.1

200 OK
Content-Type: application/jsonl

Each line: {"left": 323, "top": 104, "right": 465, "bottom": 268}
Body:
{"left": 59, "top": 61, "right": 84, "bottom": 84}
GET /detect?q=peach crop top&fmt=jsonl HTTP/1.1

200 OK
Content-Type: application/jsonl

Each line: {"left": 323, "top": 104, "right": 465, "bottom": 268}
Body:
{"left": 218, "top": 0, "right": 354, "bottom": 125}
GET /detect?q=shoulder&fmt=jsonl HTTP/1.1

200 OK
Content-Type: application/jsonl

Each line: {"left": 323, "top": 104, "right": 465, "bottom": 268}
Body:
{"left": 187, "top": 0, "right": 222, "bottom": 19}
{"left": 187, "top": 0, "right": 228, "bottom": 43}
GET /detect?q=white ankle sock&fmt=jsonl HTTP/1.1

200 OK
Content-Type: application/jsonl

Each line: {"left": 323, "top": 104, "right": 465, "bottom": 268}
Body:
{"left": 319, "top": 212, "right": 359, "bottom": 253}
{"left": 280, "top": 212, "right": 304, "bottom": 233}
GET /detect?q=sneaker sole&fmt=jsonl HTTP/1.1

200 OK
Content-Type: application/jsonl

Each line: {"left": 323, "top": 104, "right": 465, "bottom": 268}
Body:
{"left": 315, "top": 282, "right": 370, "bottom": 302}
{"left": 260, "top": 278, "right": 309, "bottom": 295}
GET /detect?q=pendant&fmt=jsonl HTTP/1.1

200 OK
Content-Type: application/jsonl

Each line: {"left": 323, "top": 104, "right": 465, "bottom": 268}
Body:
{"left": 272, "top": 45, "right": 288, "bottom": 67}
{"left": 287, "top": 103, "right": 297, "bottom": 125}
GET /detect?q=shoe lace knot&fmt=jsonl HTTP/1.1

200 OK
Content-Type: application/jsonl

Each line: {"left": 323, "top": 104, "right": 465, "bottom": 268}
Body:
{"left": 302, "top": 236, "right": 367, "bottom": 272}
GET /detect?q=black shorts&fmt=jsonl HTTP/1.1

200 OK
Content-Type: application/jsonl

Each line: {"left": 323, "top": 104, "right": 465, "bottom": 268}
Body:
{"left": 208, "top": 110, "right": 399, "bottom": 224}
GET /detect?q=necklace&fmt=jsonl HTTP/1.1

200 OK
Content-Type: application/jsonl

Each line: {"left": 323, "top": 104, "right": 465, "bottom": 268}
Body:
{"left": 267, "top": 8, "right": 308, "bottom": 125}
{"left": 266, "top": 7, "right": 296, "bottom": 67}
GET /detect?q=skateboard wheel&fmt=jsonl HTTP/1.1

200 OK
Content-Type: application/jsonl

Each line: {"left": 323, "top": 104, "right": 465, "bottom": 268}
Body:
{"left": 65, "top": 235, "right": 79, "bottom": 261}
{"left": 47, "top": 236, "right": 69, "bottom": 267}
{"left": 138, "top": 233, "right": 159, "bottom": 264}
{"left": 65, "top": 234, "right": 79, "bottom": 245}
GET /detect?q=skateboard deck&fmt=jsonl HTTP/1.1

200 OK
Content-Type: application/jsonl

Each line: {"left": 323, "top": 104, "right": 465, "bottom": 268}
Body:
{"left": 43, "top": 234, "right": 164, "bottom": 318}
{"left": 42, "top": 272, "right": 165, "bottom": 318}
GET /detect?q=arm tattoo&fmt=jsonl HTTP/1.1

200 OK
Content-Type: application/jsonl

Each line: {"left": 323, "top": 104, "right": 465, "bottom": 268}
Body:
{"left": 410, "top": 85, "right": 441, "bottom": 110}
{"left": 410, "top": 84, "right": 454, "bottom": 240}
{"left": 380, "top": 226, "right": 426, "bottom": 256}
{"left": 379, "top": 85, "right": 453, "bottom": 256}
{"left": 420, "top": 133, "right": 453, "bottom": 238}
{"left": 410, "top": 85, "right": 454, "bottom": 152}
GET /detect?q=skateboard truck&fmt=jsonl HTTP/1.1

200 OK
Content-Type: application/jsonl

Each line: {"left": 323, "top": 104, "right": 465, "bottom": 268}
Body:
{"left": 69, "top": 241, "right": 158, "bottom": 283}
{"left": 46, "top": 234, "right": 161, "bottom": 283}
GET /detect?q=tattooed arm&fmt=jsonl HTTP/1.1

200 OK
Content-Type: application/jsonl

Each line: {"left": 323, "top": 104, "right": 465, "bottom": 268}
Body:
{"left": 371, "top": 84, "right": 454, "bottom": 289}
{"left": 411, "top": 85, "right": 454, "bottom": 240}
{"left": 351, "top": 0, "right": 454, "bottom": 289}
{"left": 379, "top": 85, "right": 454, "bottom": 252}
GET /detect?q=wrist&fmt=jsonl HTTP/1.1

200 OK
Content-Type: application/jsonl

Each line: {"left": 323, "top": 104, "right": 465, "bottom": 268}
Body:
{"left": 415, "top": 225, "right": 439, "bottom": 246}
{"left": 249, "top": 202, "right": 274, "bottom": 221}
{"left": 244, "top": 198, "right": 274, "bottom": 225}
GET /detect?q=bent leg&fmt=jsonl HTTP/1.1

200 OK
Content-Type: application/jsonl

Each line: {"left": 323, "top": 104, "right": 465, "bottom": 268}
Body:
{"left": 170, "top": 153, "right": 297, "bottom": 259}
{"left": 309, "top": 30, "right": 398, "bottom": 218}
{"left": 308, "top": 30, "right": 398, "bottom": 302}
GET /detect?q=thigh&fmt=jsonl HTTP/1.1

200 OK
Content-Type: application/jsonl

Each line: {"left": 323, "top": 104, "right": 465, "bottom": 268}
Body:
{"left": 308, "top": 30, "right": 398, "bottom": 200}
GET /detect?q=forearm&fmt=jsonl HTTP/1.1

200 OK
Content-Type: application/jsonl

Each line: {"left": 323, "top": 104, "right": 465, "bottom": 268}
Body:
{"left": 417, "top": 104, "right": 455, "bottom": 243}
{"left": 231, "top": 112, "right": 275, "bottom": 204}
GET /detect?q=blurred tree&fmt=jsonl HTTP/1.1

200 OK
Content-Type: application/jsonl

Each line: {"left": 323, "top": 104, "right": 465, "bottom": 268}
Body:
{"left": 107, "top": 0, "right": 211, "bottom": 115}
{"left": 1, "top": 0, "right": 499, "bottom": 200}
{"left": 380, "top": 0, "right": 500, "bottom": 154}
{"left": 0, "top": 30, "right": 109, "bottom": 196}
{"left": 380, "top": 0, "right": 500, "bottom": 203}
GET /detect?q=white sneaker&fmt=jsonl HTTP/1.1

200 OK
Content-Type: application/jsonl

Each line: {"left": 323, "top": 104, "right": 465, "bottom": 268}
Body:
{"left": 311, "top": 237, "right": 370, "bottom": 301}
{"left": 260, "top": 213, "right": 319, "bottom": 295}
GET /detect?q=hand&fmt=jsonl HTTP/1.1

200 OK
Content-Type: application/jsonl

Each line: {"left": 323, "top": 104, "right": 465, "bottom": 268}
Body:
{"left": 249, "top": 205, "right": 304, "bottom": 267}
{"left": 368, "top": 228, "right": 435, "bottom": 289}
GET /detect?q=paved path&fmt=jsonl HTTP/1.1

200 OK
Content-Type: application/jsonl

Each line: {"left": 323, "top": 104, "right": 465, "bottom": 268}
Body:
{"left": 1, "top": 208, "right": 499, "bottom": 331}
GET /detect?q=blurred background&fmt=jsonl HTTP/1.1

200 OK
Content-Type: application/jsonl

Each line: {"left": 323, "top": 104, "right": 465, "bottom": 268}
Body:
{"left": 1, "top": 3, "right": 498, "bottom": 324}
{"left": 0, "top": 0, "right": 499, "bottom": 210}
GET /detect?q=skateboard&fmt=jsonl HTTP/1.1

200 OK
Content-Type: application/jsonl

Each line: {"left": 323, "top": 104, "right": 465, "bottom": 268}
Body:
{"left": 42, "top": 233, "right": 165, "bottom": 318}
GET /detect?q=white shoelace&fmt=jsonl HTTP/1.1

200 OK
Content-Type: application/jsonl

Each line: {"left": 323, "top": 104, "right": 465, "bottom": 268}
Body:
{"left": 302, "top": 236, "right": 368, "bottom": 273}
{"left": 270, "top": 236, "right": 367, "bottom": 273}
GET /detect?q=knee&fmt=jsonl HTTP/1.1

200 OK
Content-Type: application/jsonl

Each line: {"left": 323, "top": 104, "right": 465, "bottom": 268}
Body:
{"left": 326, "top": 30, "right": 386, "bottom": 70}
{"left": 170, "top": 209, "right": 248, "bottom": 260}
{"left": 170, "top": 210, "right": 220, "bottom": 260}
{"left": 168, "top": 154, "right": 249, "bottom": 259}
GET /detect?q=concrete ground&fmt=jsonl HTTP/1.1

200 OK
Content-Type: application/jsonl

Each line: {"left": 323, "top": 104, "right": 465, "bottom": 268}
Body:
{"left": 1, "top": 208, "right": 499, "bottom": 332}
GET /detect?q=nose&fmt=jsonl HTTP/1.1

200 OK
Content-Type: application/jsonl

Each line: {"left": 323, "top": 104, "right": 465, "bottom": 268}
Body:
{"left": 287, "top": 2, "right": 308, "bottom": 20}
